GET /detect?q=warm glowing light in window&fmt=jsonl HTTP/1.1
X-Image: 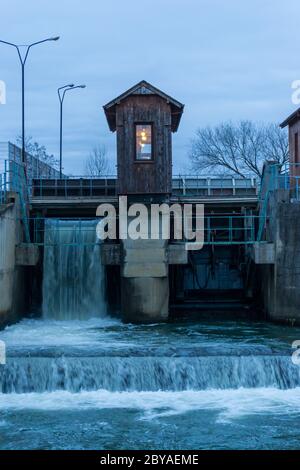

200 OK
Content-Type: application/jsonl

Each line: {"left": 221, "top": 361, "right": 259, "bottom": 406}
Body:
{"left": 136, "top": 124, "right": 152, "bottom": 160}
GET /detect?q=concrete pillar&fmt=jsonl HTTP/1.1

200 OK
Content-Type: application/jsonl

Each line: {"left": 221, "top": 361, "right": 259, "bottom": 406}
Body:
{"left": 0, "top": 199, "right": 27, "bottom": 328}
{"left": 258, "top": 189, "right": 300, "bottom": 325}
{"left": 121, "top": 239, "right": 169, "bottom": 323}
{"left": 270, "top": 203, "right": 300, "bottom": 324}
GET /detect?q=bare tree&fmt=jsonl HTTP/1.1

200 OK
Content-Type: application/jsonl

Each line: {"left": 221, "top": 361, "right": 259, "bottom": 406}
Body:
{"left": 17, "top": 136, "right": 59, "bottom": 169}
{"left": 189, "top": 121, "right": 289, "bottom": 179}
{"left": 85, "top": 145, "right": 111, "bottom": 176}
{"left": 261, "top": 123, "right": 289, "bottom": 168}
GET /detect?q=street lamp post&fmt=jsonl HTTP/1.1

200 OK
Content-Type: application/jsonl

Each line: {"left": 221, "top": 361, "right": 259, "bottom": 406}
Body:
{"left": 0, "top": 37, "right": 60, "bottom": 165}
{"left": 58, "top": 84, "right": 86, "bottom": 178}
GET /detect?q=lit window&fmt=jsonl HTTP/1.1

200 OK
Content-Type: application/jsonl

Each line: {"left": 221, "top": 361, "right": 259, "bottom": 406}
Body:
{"left": 136, "top": 124, "right": 152, "bottom": 160}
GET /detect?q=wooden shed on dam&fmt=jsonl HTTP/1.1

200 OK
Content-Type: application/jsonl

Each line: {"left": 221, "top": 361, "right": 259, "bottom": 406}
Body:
{"left": 103, "top": 80, "right": 184, "bottom": 196}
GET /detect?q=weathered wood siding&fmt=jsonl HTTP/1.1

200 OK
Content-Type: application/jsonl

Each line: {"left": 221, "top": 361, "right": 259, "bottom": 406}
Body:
{"left": 116, "top": 95, "right": 172, "bottom": 194}
{"left": 288, "top": 121, "right": 300, "bottom": 176}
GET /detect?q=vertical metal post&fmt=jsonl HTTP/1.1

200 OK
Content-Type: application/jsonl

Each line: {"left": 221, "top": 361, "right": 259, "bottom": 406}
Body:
{"left": 251, "top": 214, "right": 255, "bottom": 242}
{"left": 57, "top": 84, "right": 85, "bottom": 179}
{"left": 21, "top": 62, "right": 25, "bottom": 163}
{"left": 207, "top": 178, "right": 211, "bottom": 197}
{"left": 0, "top": 37, "right": 60, "bottom": 165}
{"left": 59, "top": 100, "right": 63, "bottom": 178}
{"left": 207, "top": 216, "right": 210, "bottom": 244}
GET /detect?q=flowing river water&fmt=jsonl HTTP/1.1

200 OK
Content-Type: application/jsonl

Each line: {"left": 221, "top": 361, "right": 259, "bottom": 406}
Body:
{"left": 0, "top": 220, "right": 300, "bottom": 449}
{"left": 0, "top": 316, "right": 300, "bottom": 450}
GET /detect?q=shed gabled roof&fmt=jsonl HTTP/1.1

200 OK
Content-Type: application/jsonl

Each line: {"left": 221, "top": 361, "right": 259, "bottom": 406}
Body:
{"left": 280, "top": 107, "right": 300, "bottom": 128}
{"left": 103, "top": 80, "right": 184, "bottom": 132}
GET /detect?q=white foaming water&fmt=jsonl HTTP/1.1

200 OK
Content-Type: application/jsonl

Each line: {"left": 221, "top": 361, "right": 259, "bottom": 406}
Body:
{"left": 42, "top": 219, "right": 107, "bottom": 320}
{"left": 1, "top": 220, "right": 300, "bottom": 448}
{"left": 1, "top": 388, "right": 300, "bottom": 422}
{"left": 1, "top": 355, "right": 300, "bottom": 393}
{"left": 0, "top": 318, "right": 121, "bottom": 348}
{"left": 1, "top": 319, "right": 300, "bottom": 394}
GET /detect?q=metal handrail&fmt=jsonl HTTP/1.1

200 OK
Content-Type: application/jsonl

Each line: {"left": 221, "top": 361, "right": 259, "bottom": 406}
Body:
{"left": 29, "top": 174, "right": 258, "bottom": 199}
{"left": 26, "top": 214, "right": 266, "bottom": 247}
{"left": 0, "top": 159, "right": 30, "bottom": 241}
{"left": 32, "top": 174, "right": 117, "bottom": 180}
{"left": 256, "top": 162, "right": 300, "bottom": 241}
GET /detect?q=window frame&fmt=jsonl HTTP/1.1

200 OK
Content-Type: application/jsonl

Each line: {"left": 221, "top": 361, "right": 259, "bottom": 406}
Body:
{"left": 134, "top": 122, "right": 154, "bottom": 162}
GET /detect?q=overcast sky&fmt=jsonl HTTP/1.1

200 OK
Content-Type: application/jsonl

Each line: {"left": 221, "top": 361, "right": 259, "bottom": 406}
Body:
{"left": 0, "top": 0, "right": 298, "bottom": 174}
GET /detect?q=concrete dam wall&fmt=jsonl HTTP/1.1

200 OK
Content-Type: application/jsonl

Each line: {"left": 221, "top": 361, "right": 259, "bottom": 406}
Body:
{"left": 0, "top": 202, "right": 27, "bottom": 328}
{"left": 259, "top": 195, "right": 300, "bottom": 324}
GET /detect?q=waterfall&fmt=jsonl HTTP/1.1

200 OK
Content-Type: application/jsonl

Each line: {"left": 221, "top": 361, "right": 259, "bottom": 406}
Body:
{"left": 42, "top": 219, "right": 106, "bottom": 320}
{"left": 1, "top": 355, "right": 299, "bottom": 393}
{"left": 1, "top": 317, "right": 300, "bottom": 449}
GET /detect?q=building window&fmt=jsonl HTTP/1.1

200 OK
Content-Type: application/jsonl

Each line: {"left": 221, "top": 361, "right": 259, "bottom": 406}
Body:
{"left": 135, "top": 124, "right": 152, "bottom": 160}
{"left": 295, "top": 132, "right": 299, "bottom": 163}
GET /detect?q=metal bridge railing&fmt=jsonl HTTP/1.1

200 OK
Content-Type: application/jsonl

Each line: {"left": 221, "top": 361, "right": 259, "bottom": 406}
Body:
{"left": 0, "top": 159, "right": 30, "bottom": 242}
{"left": 27, "top": 214, "right": 264, "bottom": 247}
{"left": 31, "top": 175, "right": 117, "bottom": 198}
{"left": 0, "top": 159, "right": 22, "bottom": 202}
{"left": 0, "top": 171, "right": 7, "bottom": 204}
{"left": 172, "top": 175, "right": 257, "bottom": 197}
{"left": 29, "top": 174, "right": 258, "bottom": 199}
{"left": 257, "top": 162, "right": 300, "bottom": 242}
{"left": 275, "top": 168, "right": 300, "bottom": 201}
